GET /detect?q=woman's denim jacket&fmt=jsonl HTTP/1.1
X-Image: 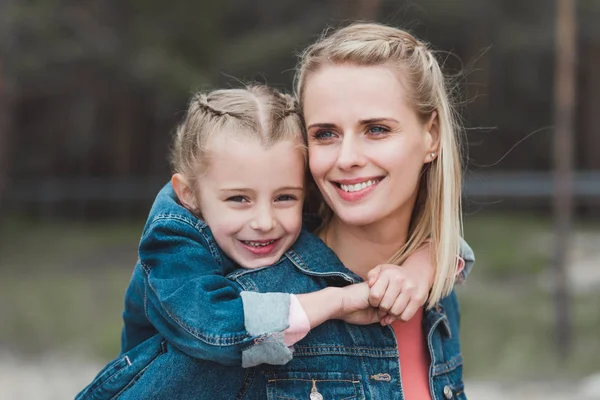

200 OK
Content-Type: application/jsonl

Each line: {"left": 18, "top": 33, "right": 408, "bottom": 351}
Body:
{"left": 77, "top": 183, "right": 474, "bottom": 400}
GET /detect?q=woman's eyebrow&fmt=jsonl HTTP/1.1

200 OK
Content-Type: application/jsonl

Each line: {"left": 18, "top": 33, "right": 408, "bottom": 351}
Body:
{"left": 359, "top": 117, "right": 400, "bottom": 125}
{"left": 306, "top": 122, "right": 337, "bottom": 130}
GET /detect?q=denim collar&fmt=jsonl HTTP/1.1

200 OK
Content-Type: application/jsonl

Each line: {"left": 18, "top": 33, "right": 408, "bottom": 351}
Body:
{"left": 284, "top": 228, "right": 363, "bottom": 285}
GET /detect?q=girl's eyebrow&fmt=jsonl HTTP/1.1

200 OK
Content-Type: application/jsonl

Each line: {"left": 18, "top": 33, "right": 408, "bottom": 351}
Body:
{"left": 277, "top": 186, "right": 304, "bottom": 192}
{"left": 220, "top": 188, "right": 253, "bottom": 193}
{"left": 220, "top": 187, "right": 303, "bottom": 193}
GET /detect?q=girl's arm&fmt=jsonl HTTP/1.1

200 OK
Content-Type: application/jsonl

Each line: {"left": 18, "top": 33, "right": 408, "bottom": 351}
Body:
{"left": 138, "top": 217, "right": 374, "bottom": 368}
{"left": 139, "top": 217, "right": 293, "bottom": 368}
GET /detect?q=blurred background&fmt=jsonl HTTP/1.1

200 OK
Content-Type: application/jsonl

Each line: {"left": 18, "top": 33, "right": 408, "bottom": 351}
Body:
{"left": 0, "top": 0, "right": 599, "bottom": 399}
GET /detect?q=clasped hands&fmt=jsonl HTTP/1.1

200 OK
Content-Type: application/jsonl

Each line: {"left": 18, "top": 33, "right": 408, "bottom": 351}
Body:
{"left": 337, "top": 263, "right": 433, "bottom": 326}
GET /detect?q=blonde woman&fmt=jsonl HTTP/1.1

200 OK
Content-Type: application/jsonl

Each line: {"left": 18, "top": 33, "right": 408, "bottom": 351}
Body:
{"left": 80, "top": 23, "right": 473, "bottom": 400}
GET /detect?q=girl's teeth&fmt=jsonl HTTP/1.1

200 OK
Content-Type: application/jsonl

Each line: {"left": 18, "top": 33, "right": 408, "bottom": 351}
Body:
{"left": 340, "top": 179, "right": 378, "bottom": 193}
{"left": 245, "top": 240, "right": 275, "bottom": 247}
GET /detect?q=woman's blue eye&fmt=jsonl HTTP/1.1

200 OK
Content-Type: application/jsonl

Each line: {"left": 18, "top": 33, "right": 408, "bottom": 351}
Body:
{"left": 314, "top": 130, "right": 335, "bottom": 139}
{"left": 226, "top": 196, "right": 249, "bottom": 203}
{"left": 368, "top": 126, "right": 388, "bottom": 134}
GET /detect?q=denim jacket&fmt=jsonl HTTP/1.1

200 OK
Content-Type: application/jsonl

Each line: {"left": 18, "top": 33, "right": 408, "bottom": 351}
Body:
{"left": 77, "top": 183, "right": 474, "bottom": 400}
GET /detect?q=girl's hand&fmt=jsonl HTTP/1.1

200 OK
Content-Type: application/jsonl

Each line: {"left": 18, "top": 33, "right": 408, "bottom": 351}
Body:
{"left": 367, "top": 244, "right": 434, "bottom": 325}
{"left": 337, "top": 283, "right": 381, "bottom": 325}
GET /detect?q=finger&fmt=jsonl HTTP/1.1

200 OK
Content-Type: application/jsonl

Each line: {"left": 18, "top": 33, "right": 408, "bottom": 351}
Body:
{"left": 378, "top": 309, "right": 389, "bottom": 326}
{"left": 370, "top": 307, "right": 384, "bottom": 324}
{"left": 367, "top": 265, "right": 382, "bottom": 287}
{"left": 378, "top": 279, "right": 403, "bottom": 313}
{"left": 399, "top": 298, "right": 421, "bottom": 322}
{"left": 368, "top": 276, "right": 389, "bottom": 308}
{"left": 388, "top": 291, "right": 411, "bottom": 318}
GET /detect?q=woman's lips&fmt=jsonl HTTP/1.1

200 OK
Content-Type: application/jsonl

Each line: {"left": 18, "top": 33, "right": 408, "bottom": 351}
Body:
{"left": 331, "top": 177, "right": 384, "bottom": 202}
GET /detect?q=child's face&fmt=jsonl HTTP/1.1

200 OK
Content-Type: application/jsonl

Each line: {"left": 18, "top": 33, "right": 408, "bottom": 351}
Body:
{"left": 197, "top": 134, "right": 305, "bottom": 269}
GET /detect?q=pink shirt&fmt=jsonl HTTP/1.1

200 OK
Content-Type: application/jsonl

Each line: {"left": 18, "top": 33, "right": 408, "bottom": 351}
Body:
{"left": 391, "top": 308, "right": 432, "bottom": 400}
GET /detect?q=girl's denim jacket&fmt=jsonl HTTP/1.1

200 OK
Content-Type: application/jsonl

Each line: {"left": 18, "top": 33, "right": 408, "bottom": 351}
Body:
{"left": 77, "top": 183, "right": 474, "bottom": 400}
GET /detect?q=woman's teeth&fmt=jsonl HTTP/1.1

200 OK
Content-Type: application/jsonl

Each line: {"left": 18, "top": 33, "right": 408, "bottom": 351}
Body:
{"left": 243, "top": 240, "right": 275, "bottom": 247}
{"left": 339, "top": 179, "right": 379, "bottom": 193}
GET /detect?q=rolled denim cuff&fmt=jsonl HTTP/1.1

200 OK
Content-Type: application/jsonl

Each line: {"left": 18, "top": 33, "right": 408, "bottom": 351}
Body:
{"left": 241, "top": 333, "right": 293, "bottom": 367}
{"left": 458, "top": 237, "right": 475, "bottom": 282}
{"left": 240, "top": 291, "right": 292, "bottom": 367}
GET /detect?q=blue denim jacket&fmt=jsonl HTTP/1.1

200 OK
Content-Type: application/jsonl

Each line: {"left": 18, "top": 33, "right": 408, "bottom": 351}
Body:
{"left": 77, "top": 183, "right": 474, "bottom": 400}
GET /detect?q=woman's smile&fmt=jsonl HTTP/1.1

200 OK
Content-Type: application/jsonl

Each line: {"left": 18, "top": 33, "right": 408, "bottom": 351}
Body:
{"left": 305, "top": 64, "right": 435, "bottom": 228}
{"left": 330, "top": 176, "right": 385, "bottom": 202}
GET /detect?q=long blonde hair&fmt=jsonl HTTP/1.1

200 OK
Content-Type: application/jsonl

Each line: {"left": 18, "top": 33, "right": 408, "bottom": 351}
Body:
{"left": 295, "top": 23, "right": 464, "bottom": 306}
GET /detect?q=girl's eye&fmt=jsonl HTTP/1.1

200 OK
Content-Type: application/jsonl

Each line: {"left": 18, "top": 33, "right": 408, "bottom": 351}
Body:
{"left": 275, "top": 194, "right": 297, "bottom": 202}
{"left": 368, "top": 125, "right": 389, "bottom": 135}
{"left": 226, "top": 195, "right": 249, "bottom": 203}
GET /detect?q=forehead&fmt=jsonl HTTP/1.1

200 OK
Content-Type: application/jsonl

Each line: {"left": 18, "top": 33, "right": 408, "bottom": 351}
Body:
{"left": 204, "top": 134, "right": 305, "bottom": 182}
{"left": 302, "top": 64, "right": 414, "bottom": 123}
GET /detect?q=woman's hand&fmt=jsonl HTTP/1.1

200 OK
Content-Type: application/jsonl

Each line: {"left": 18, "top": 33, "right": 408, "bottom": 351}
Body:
{"left": 367, "top": 244, "right": 434, "bottom": 325}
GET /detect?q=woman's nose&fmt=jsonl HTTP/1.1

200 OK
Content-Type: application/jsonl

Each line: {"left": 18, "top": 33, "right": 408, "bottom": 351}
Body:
{"left": 337, "top": 134, "right": 366, "bottom": 170}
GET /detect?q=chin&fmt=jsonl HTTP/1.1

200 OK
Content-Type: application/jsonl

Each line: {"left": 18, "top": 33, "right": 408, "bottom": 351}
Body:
{"left": 333, "top": 207, "right": 383, "bottom": 227}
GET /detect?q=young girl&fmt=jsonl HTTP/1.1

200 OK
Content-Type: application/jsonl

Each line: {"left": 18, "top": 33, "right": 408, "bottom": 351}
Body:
{"left": 77, "top": 84, "right": 472, "bottom": 399}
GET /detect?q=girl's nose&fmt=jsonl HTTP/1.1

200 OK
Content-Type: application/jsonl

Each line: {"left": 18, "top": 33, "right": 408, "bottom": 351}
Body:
{"left": 249, "top": 206, "right": 276, "bottom": 231}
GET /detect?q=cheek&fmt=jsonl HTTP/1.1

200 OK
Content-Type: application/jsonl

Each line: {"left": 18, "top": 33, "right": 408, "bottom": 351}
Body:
{"left": 205, "top": 211, "right": 246, "bottom": 238}
{"left": 277, "top": 207, "right": 303, "bottom": 233}
{"left": 376, "top": 139, "right": 425, "bottom": 173}
{"left": 308, "top": 146, "right": 331, "bottom": 180}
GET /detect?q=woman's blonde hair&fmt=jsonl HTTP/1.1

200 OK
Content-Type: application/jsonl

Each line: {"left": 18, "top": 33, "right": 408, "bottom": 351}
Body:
{"left": 296, "top": 23, "right": 464, "bottom": 306}
{"left": 171, "top": 85, "right": 304, "bottom": 204}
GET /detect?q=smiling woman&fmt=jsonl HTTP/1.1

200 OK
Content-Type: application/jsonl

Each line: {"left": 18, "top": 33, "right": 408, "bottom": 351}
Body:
{"left": 295, "top": 22, "right": 468, "bottom": 399}
{"left": 305, "top": 64, "right": 438, "bottom": 231}
{"left": 76, "top": 23, "right": 475, "bottom": 400}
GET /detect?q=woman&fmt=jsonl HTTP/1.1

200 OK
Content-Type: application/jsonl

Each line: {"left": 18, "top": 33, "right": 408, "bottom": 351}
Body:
{"left": 87, "top": 22, "right": 472, "bottom": 400}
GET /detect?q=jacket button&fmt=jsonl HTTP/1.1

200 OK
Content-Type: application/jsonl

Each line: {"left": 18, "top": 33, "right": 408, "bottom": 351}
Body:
{"left": 310, "top": 379, "right": 323, "bottom": 400}
{"left": 443, "top": 385, "right": 453, "bottom": 399}
{"left": 310, "top": 391, "right": 323, "bottom": 400}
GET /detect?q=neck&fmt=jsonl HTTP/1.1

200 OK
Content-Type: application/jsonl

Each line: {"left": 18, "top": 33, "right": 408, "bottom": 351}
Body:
{"left": 322, "top": 212, "right": 412, "bottom": 280}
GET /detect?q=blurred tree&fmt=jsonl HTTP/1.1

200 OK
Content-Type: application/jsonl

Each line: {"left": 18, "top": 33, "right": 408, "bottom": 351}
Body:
{"left": 1, "top": 0, "right": 599, "bottom": 216}
{"left": 0, "top": 0, "right": 18, "bottom": 214}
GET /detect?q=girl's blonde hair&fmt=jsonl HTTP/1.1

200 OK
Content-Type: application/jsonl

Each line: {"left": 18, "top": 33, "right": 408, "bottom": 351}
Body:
{"left": 296, "top": 23, "right": 464, "bottom": 306}
{"left": 171, "top": 85, "right": 304, "bottom": 201}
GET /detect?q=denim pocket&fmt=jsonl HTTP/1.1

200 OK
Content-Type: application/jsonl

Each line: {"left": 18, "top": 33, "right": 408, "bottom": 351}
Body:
{"left": 432, "top": 354, "right": 467, "bottom": 400}
{"left": 76, "top": 334, "right": 168, "bottom": 400}
{"left": 266, "top": 371, "right": 365, "bottom": 400}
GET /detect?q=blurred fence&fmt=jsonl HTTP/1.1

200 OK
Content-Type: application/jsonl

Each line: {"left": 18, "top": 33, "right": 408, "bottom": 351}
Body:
{"left": 6, "top": 171, "right": 600, "bottom": 205}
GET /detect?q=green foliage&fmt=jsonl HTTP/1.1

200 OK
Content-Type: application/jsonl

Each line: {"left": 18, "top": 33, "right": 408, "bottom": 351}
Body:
{"left": 1, "top": 213, "right": 599, "bottom": 379}
{"left": 463, "top": 213, "right": 551, "bottom": 279}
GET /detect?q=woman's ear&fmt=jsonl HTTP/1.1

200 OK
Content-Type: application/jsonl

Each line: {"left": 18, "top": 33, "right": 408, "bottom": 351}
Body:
{"left": 172, "top": 173, "right": 198, "bottom": 211}
{"left": 424, "top": 110, "right": 440, "bottom": 163}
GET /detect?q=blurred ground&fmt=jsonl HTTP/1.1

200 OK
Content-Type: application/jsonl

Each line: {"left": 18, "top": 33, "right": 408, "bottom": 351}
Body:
{"left": 1, "top": 212, "right": 599, "bottom": 399}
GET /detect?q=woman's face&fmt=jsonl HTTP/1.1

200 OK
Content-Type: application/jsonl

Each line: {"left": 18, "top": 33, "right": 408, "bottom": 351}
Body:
{"left": 303, "top": 64, "right": 437, "bottom": 228}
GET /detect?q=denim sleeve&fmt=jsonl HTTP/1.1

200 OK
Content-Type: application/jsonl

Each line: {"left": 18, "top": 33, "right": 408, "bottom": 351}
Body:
{"left": 139, "top": 217, "right": 292, "bottom": 367}
{"left": 458, "top": 237, "right": 475, "bottom": 282}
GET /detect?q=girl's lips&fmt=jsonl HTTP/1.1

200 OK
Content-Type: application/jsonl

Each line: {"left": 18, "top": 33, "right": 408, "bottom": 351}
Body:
{"left": 331, "top": 177, "right": 384, "bottom": 202}
{"left": 238, "top": 238, "right": 281, "bottom": 256}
